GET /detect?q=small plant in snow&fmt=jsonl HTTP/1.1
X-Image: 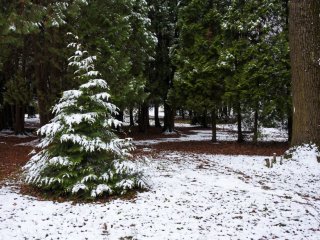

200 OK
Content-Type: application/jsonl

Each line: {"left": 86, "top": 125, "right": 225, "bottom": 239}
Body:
{"left": 23, "top": 42, "right": 146, "bottom": 199}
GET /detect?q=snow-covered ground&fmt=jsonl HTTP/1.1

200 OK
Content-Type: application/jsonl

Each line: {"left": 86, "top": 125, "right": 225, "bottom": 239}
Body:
{"left": 135, "top": 124, "right": 288, "bottom": 146}
{"left": 0, "top": 145, "right": 319, "bottom": 240}
{"left": 0, "top": 130, "right": 35, "bottom": 138}
{"left": 0, "top": 116, "right": 315, "bottom": 240}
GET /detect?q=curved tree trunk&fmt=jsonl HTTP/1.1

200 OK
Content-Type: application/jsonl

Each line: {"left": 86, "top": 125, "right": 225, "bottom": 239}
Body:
{"left": 289, "top": 0, "right": 320, "bottom": 146}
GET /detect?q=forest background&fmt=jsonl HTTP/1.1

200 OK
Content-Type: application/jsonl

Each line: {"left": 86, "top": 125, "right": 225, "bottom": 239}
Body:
{"left": 0, "top": 0, "right": 318, "bottom": 147}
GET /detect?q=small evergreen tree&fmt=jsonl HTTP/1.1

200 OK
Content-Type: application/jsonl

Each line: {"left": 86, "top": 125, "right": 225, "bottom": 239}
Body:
{"left": 24, "top": 42, "right": 146, "bottom": 199}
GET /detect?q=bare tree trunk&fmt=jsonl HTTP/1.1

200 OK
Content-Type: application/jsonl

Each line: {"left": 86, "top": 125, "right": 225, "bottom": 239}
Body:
{"left": 138, "top": 102, "right": 149, "bottom": 133}
{"left": 154, "top": 103, "right": 161, "bottom": 128}
{"left": 289, "top": 0, "right": 320, "bottom": 146}
{"left": 287, "top": 111, "right": 292, "bottom": 142}
{"left": 11, "top": 106, "right": 15, "bottom": 130}
{"left": 181, "top": 109, "right": 185, "bottom": 120}
{"left": 14, "top": 105, "right": 25, "bottom": 134}
{"left": 0, "top": 111, "right": 4, "bottom": 130}
{"left": 35, "top": 29, "right": 50, "bottom": 126}
{"left": 116, "top": 110, "right": 124, "bottom": 131}
{"left": 211, "top": 108, "right": 217, "bottom": 142}
{"left": 201, "top": 110, "right": 208, "bottom": 128}
{"left": 0, "top": 104, "right": 13, "bottom": 130}
{"left": 163, "top": 102, "right": 174, "bottom": 132}
{"left": 129, "top": 108, "right": 134, "bottom": 126}
{"left": 253, "top": 108, "right": 258, "bottom": 143}
{"left": 236, "top": 100, "right": 243, "bottom": 142}
{"left": 2, "top": 105, "right": 13, "bottom": 129}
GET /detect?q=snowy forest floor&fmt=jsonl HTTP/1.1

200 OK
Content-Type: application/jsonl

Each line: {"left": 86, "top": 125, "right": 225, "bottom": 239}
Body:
{"left": 0, "top": 121, "right": 319, "bottom": 239}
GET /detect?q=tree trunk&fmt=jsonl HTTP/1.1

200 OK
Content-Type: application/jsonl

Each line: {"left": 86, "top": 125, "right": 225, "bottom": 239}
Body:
{"left": 189, "top": 110, "right": 193, "bottom": 120}
{"left": 138, "top": 102, "right": 149, "bottom": 133}
{"left": 211, "top": 108, "right": 217, "bottom": 142}
{"left": 201, "top": 110, "right": 208, "bottom": 128}
{"left": 154, "top": 103, "right": 161, "bottom": 128}
{"left": 2, "top": 105, "right": 13, "bottom": 130}
{"left": 289, "top": 0, "right": 320, "bottom": 146}
{"left": 0, "top": 111, "right": 3, "bottom": 131}
{"left": 116, "top": 110, "right": 124, "bottom": 122}
{"left": 252, "top": 108, "right": 258, "bottom": 143}
{"left": 116, "top": 110, "right": 124, "bottom": 131}
{"left": 14, "top": 104, "right": 25, "bottom": 134}
{"left": 236, "top": 101, "right": 243, "bottom": 142}
{"left": 163, "top": 102, "right": 174, "bottom": 132}
{"left": 11, "top": 105, "right": 15, "bottom": 130}
{"left": 35, "top": 26, "right": 52, "bottom": 126}
{"left": 180, "top": 109, "right": 185, "bottom": 120}
{"left": 129, "top": 108, "right": 134, "bottom": 126}
{"left": 287, "top": 111, "right": 292, "bottom": 142}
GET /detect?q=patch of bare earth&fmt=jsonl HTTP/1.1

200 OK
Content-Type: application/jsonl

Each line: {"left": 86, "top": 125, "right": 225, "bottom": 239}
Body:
{"left": 1, "top": 127, "right": 289, "bottom": 184}
{"left": 128, "top": 126, "right": 289, "bottom": 156}
{"left": 0, "top": 136, "right": 36, "bottom": 182}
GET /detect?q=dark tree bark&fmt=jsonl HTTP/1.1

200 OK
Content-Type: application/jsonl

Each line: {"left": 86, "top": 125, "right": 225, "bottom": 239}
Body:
{"left": 129, "top": 108, "right": 135, "bottom": 126}
{"left": 287, "top": 109, "right": 293, "bottom": 142}
{"left": 0, "top": 105, "right": 12, "bottom": 130}
{"left": 181, "top": 109, "right": 185, "bottom": 120}
{"left": 236, "top": 100, "right": 243, "bottom": 143}
{"left": 0, "top": 111, "right": 4, "bottom": 130}
{"left": 201, "top": 110, "right": 208, "bottom": 128}
{"left": 253, "top": 108, "right": 259, "bottom": 143}
{"left": 289, "top": 0, "right": 320, "bottom": 146}
{"left": 154, "top": 103, "right": 161, "bottom": 128}
{"left": 189, "top": 110, "right": 193, "bottom": 119}
{"left": 138, "top": 102, "right": 149, "bottom": 133}
{"left": 14, "top": 105, "right": 25, "bottom": 134}
{"left": 211, "top": 108, "right": 217, "bottom": 142}
{"left": 115, "top": 110, "right": 124, "bottom": 131}
{"left": 116, "top": 110, "right": 124, "bottom": 122}
{"left": 163, "top": 102, "right": 174, "bottom": 132}
{"left": 35, "top": 28, "right": 51, "bottom": 126}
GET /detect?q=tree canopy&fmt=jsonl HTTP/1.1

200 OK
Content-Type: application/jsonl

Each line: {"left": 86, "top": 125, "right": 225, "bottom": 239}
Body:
{"left": 0, "top": 0, "right": 294, "bottom": 144}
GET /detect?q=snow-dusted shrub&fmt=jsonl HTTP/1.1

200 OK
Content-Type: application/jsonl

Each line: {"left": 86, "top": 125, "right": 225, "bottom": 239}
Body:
{"left": 23, "top": 42, "right": 146, "bottom": 199}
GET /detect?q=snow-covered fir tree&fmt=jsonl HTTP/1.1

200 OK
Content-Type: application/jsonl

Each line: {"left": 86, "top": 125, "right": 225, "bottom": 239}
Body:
{"left": 23, "top": 41, "right": 146, "bottom": 199}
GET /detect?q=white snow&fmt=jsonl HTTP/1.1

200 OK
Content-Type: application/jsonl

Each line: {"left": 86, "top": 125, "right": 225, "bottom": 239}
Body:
{"left": 0, "top": 120, "right": 317, "bottom": 239}
{"left": 1, "top": 145, "right": 319, "bottom": 239}
{"left": 72, "top": 183, "right": 88, "bottom": 194}
{"left": 135, "top": 124, "right": 287, "bottom": 146}
{"left": 0, "top": 130, "right": 34, "bottom": 138}
{"left": 25, "top": 115, "right": 40, "bottom": 125}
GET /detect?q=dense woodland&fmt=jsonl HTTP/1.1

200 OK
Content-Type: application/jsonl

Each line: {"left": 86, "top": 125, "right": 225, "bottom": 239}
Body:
{"left": 0, "top": 0, "right": 319, "bottom": 146}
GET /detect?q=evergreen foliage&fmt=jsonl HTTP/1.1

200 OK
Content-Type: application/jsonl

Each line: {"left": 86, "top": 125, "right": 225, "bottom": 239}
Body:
{"left": 146, "top": 0, "right": 179, "bottom": 131}
{"left": 0, "top": 0, "right": 292, "bottom": 142}
{"left": 75, "top": 0, "right": 155, "bottom": 113}
{"left": 172, "top": 0, "right": 290, "bottom": 140}
{"left": 24, "top": 43, "right": 146, "bottom": 199}
{"left": 172, "top": 0, "right": 224, "bottom": 116}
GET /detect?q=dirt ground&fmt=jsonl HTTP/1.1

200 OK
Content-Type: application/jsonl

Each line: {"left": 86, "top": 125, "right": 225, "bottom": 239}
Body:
{"left": 0, "top": 127, "right": 289, "bottom": 183}
{"left": 0, "top": 136, "right": 36, "bottom": 182}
